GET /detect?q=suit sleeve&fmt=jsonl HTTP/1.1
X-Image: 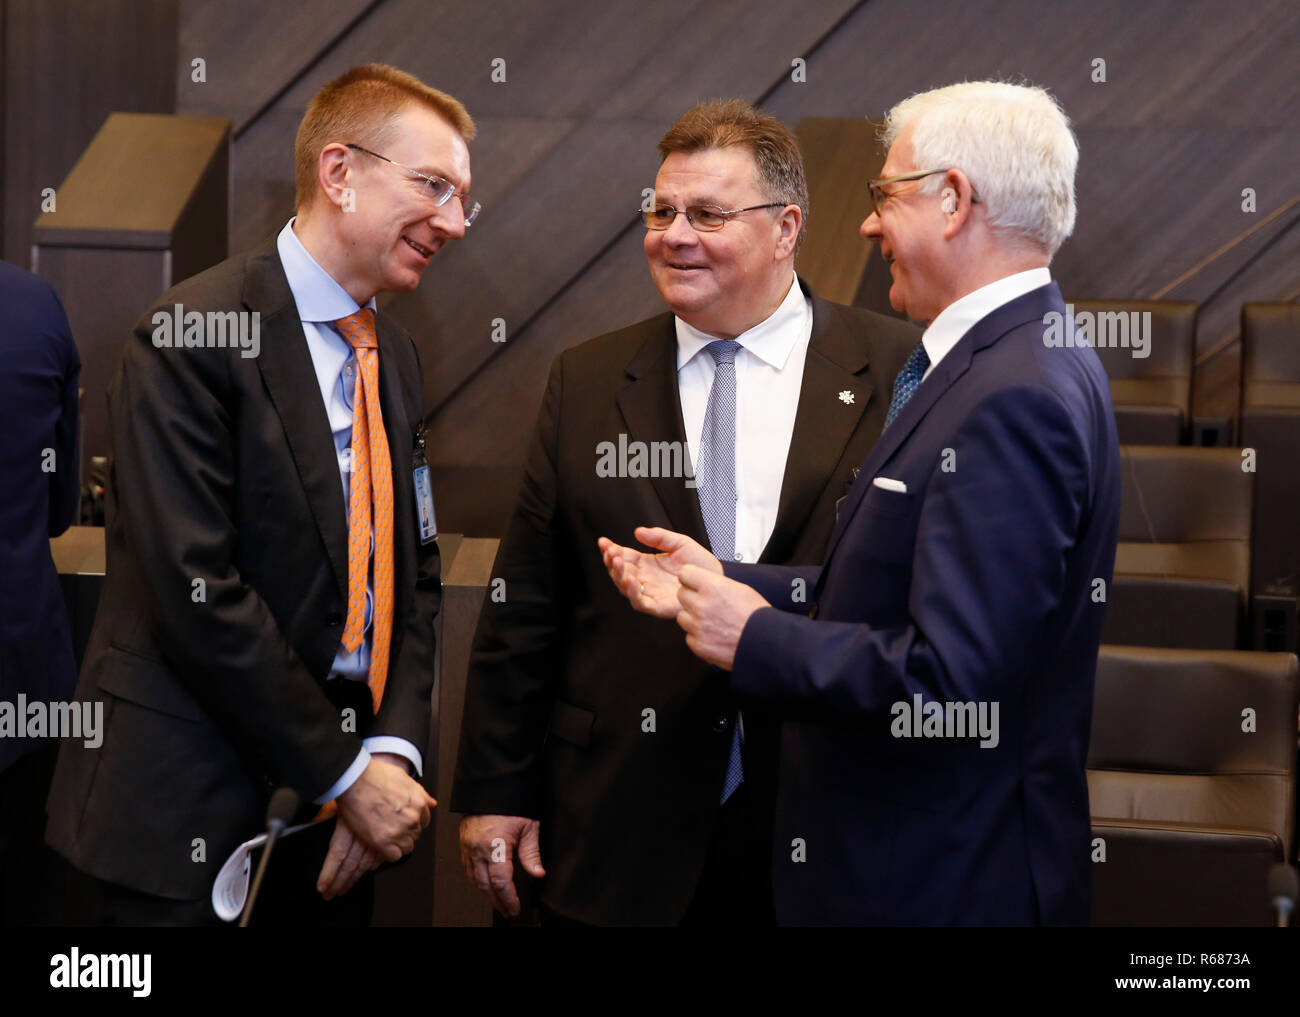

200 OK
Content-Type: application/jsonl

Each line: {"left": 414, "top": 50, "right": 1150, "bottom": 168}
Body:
{"left": 723, "top": 562, "right": 821, "bottom": 615}
{"left": 731, "top": 384, "right": 1089, "bottom": 723}
{"left": 46, "top": 286, "right": 80, "bottom": 536}
{"left": 449, "top": 355, "right": 566, "bottom": 818}
{"left": 109, "top": 315, "right": 361, "bottom": 798}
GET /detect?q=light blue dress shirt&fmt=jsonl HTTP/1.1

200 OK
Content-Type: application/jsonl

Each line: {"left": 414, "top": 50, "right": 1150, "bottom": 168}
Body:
{"left": 275, "top": 219, "right": 423, "bottom": 803}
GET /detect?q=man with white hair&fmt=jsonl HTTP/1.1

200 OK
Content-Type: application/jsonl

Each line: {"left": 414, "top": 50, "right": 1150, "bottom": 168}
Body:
{"left": 599, "top": 81, "right": 1121, "bottom": 925}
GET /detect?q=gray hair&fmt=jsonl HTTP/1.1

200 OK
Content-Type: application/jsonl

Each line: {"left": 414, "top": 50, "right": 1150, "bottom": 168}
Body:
{"left": 881, "top": 81, "right": 1078, "bottom": 257}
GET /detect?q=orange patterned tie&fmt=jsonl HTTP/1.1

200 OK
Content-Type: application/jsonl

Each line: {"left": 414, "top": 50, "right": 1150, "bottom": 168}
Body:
{"left": 335, "top": 309, "right": 395, "bottom": 715}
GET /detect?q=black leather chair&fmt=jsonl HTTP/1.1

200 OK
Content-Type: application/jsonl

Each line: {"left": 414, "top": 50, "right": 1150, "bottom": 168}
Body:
{"left": 1070, "top": 299, "right": 1197, "bottom": 445}
{"left": 1102, "top": 446, "right": 1253, "bottom": 649}
{"left": 1088, "top": 644, "right": 1299, "bottom": 926}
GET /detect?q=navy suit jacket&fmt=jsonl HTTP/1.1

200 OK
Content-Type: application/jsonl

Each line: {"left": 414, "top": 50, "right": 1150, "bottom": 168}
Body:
{"left": 0, "top": 261, "right": 80, "bottom": 773}
{"left": 727, "top": 282, "right": 1120, "bottom": 925}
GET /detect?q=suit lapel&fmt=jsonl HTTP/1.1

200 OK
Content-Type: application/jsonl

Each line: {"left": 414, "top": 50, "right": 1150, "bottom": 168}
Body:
{"left": 614, "top": 316, "right": 710, "bottom": 543}
{"left": 760, "top": 285, "right": 873, "bottom": 564}
{"left": 246, "top": 243, "right": 350, "bottom": 602}
{"left": 820, "top": 282, "right": 1065, "bottom": 566}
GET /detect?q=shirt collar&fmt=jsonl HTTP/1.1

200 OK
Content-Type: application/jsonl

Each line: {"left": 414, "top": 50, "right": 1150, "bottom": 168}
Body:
{"left": 675, "top": 276, "right": 808, "bottom": 371}
{"left": 276, "top": 217, "right": 377, "bottom": 324}
{"left": 921, "top": 266, "right": 1051, "bottom": 371}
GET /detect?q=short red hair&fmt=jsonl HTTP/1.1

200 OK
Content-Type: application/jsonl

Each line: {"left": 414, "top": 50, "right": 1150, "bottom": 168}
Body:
{"left": 295, "top": 63, "right": 475, "bottom": 210}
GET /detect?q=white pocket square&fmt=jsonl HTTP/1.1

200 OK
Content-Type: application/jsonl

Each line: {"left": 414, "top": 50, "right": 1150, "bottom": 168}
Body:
{"left": 872, "top": 476, "right": 907, "bottom": 494}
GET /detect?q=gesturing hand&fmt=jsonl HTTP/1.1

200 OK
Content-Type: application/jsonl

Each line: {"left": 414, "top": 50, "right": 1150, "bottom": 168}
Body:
{"left": 676, "top": 564, "right": 771, "bottom": 671}
{"left": 597, "top": 526, "right": 722, "bottom": 620}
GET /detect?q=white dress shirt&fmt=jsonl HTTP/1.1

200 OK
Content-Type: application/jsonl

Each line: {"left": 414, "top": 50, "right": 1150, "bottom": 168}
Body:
{"left": 676, "top": 276, "right": 812, "bottom": 564}
{"left": 276, "top": 219, "right": 421, "bottom": 802}
{"left": 920, "top": 267, "right": 1052, "bottom": 381}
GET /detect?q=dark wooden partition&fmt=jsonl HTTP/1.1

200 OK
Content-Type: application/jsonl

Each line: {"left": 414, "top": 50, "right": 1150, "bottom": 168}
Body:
{"left": 32, "top": 113, "right": 229, "bottom": 481}
{"left": 429, "top": 537, "right": 499, "bottom": 927}
{"left": 8, "top": 0, "right": 1298, "bottom": 536}
{"left": 794, "top": 117, "right": 885, "bottom": 306}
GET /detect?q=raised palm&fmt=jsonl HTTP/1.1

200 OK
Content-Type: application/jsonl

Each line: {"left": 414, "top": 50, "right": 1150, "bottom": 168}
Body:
{"left": 597, "top": 526, "right": 721, "bottom": 619}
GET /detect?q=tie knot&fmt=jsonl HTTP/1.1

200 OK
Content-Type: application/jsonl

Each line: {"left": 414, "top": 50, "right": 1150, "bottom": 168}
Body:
{"left": 905, "top": 342, "right": 930, "bottom": 374}
{"left": 706, "top": 339, "right": 740, "bottom": 367}
{"left": 336, "top": 309, "right": 377, "bottom": 351}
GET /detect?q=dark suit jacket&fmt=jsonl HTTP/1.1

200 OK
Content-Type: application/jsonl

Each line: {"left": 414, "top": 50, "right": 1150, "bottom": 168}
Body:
{"left": 45, "top": 238, "right": 441, "bottom": 900}
{"left": 728, "top": 282, "right": 1120, "bottom": 925}
{"left": 0, "top": 262, "right": 80, "bottom": 774}
{"left": 450, "top": 278, "right": 918, "bottom": 924}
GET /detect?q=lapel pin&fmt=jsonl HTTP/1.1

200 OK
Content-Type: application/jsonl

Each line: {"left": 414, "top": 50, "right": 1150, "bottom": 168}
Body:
{"left": 838, "top": 390, "right": 855, "bottom": 405}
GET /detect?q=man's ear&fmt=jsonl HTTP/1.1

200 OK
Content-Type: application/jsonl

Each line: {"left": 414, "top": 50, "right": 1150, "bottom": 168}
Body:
{"left": 775, "top": 204, "right": 802, "bottom": 261}
{"left": 317, "top": 143, "right": 354, "bottom": 212}
{"left": 941, "top": 169, "right": 976, "bottom": 240}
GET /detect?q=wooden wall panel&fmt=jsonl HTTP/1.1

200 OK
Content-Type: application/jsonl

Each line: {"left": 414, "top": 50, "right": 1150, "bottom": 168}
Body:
{"left": 426, "top": 230, "right": 664, "bottom": 535}
{"left": 757, "top": 0, "right": 1300, "bottom": 429}
{"left": 23, "top": 0, "right": 1286, "bottom": 535}
{"left": 176, "top": 0, "right": 377, "bottom": 129}
{"left": 186, "top": 0, "right": 864, "bottom": 534}
{"left": 793, "top": 117, "right": 887, "bottom": 305}
{"left": 2, "top": 0, "right": 177, "bottom": 265}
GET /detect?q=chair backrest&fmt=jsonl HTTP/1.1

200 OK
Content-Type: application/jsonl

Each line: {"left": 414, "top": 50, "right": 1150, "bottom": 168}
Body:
{"left": 1238, "top": 302, "right": 1300, "bottom": 596}
{"left": 1070, "top": 299, "right": 1197, "bottom": 444}
{"left": 1241, "top": 302, "right": 1300, "bottom": 408}
{"left": 1087, "top": 644, "right": 1298, "bottom": 858}
{"left": 1115, "top": 445, "right": 1253, "bottom": 590}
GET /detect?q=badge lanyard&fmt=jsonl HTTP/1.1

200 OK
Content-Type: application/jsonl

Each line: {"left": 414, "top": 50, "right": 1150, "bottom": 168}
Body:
{"left": 412, "top": 424, "right": 437, "bottom": 545}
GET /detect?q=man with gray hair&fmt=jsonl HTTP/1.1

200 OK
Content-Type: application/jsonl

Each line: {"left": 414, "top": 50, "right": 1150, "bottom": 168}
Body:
{"left": 600, "top": 81, "right": 1121, "bottom": 925}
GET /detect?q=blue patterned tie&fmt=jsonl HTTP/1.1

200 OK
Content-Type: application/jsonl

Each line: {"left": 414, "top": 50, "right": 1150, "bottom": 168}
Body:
{"left": 883, "top": 342, "right": 931, "bottom": 431}
{"left": 696, "top": 339, "right": 744, "bottom": 803}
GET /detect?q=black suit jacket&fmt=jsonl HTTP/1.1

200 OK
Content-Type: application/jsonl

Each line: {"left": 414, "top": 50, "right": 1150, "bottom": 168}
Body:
{"left": 46, "top": 238, "right": 441, "bottom": 900}
{"left": 0, "top": 261, "right": 80, "bottom": 774}
{"left": 450, "top": 279, "right": 917, "bottom": 924}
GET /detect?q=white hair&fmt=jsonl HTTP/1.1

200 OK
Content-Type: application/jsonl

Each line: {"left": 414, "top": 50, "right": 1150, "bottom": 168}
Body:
{"left": 881, "top": 81, "right": 1078, "bottom": 257}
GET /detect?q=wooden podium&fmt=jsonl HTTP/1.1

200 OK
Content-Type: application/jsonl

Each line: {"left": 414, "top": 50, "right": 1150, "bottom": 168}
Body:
{"left": 31, "top": 113, "right": 230, "bottom": 482}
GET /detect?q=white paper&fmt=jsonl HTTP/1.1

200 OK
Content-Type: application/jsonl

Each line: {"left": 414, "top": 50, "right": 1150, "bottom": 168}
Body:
{"left": 212, "top": 820, "right": 319, "bottom": 922}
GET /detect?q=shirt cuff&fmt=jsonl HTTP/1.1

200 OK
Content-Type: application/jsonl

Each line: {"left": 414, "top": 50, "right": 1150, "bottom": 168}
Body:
{"left": 315, "top": 747, "right": 371, "bottom": 805}
{"left": 362, "top": 736, "right": 423, "bottom": 777}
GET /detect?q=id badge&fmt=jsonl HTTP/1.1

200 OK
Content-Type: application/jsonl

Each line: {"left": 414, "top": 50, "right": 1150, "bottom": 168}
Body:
{"left": 412, "top": 427, "right": 437, "bottom": 544}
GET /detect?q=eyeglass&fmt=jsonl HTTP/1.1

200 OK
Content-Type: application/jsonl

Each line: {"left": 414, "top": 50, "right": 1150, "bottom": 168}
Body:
{"left": 641, "top": 202, "right": 785, "bottom": 232}
{"left": 866, "top": 168, "right": 980, "bottom": 217}
{"left": 346, "top": 143, "right": 481, "bottom": 227}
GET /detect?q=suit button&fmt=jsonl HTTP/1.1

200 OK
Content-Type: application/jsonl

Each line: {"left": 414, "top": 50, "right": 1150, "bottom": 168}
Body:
{"left": 325, "top": 612, "right": 343, "bottom": 626}
{"left": 809, "top": 603, "right": 820, "bottom": 620}
{"left": 712, "top": 714, "right": 730, "bottom": 734}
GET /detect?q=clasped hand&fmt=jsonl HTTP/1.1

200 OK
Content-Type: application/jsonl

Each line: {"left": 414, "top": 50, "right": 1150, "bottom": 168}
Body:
{"left": 316, "top": 753, "right": 436, "bottom": 900}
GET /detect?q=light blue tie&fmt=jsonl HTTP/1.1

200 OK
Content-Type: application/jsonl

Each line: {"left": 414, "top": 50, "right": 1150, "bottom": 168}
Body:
{"left": 883, "top": 342, "right": 931, "bottom": 431}
{"left": 697, "top": 339, "right": 744, "bottom": 803}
